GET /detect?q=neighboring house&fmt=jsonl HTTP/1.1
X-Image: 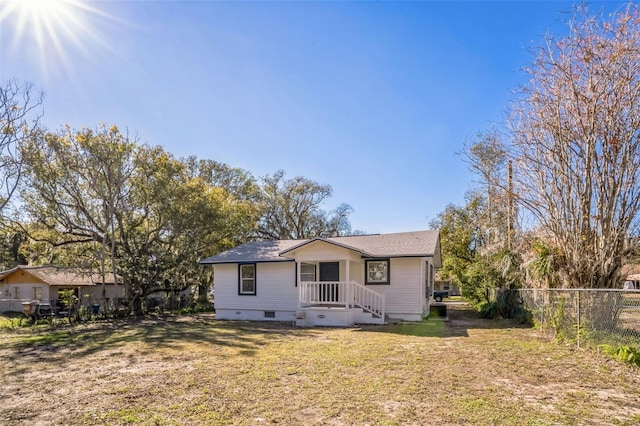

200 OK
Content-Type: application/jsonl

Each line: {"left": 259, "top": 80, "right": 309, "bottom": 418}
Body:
{"left": 621, "top": 264, "right": 640, "bottom": 289}
{"left": 147, "top": 285, "right": 197, "bottom": 307}
{"left": 199, "top": 230, "right": 441, "bottom": 327}
{"left": 434, "top": 272, "right": 461, "bottom": 296}
{"left": 0, "top": 265, "right": 123, "bottom": 313}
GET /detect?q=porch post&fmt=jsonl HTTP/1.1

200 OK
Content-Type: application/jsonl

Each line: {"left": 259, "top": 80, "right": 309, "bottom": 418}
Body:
{"left": 297, "top": 261, "right": 301, "bottom": 308}
{"left": 345, "top": 260, "right": 351, "bottom": 308}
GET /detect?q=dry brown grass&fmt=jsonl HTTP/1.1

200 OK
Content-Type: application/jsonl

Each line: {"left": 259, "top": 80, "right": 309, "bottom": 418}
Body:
{"left": 1, "top": 304, "right": 639, "bottom": 425}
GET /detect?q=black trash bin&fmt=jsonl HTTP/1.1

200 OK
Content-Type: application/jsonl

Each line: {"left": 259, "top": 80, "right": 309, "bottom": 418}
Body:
{"left": 92, "top": 304, "right": 100, "bottom": 315}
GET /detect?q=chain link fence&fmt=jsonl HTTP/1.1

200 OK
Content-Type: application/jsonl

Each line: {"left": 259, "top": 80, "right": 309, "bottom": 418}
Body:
{"left": 513, "top": 288, "right": 640, "bottom": 348}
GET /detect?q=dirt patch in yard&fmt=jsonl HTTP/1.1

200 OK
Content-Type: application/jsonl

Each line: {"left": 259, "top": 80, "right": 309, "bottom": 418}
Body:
{"left": 1, "top": 305, "right": 639, "bottom": 425}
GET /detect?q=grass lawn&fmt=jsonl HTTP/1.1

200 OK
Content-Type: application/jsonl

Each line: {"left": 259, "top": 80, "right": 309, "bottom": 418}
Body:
{"left": 1, "top": 305, "right": 639, "bottom": 425}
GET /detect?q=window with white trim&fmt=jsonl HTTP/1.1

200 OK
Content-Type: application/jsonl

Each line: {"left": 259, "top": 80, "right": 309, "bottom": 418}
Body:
{"left": 365, "top": 259, "right": 390, "bottom": 285}
{"left": 239, "top": 264, "right": 256, "bottom": 295}
{"left": 33, "top": 287, "right": 43, "bottom": 300}
{"left": 300, "top": 263, "right": 316, "bottom": 282}
{"left": 12, "top": 287, "right": 19, "bottom": 299}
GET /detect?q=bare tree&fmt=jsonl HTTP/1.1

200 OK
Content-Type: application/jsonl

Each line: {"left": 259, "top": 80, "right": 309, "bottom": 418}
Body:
{"left": 257, "top": 170, "right": 353, "bottom": 240}
{"left": 509, "top": 3, "right": 640, "bottom": 288}
{"left": 0, "top": 80, "right": 42, "bottom": 211}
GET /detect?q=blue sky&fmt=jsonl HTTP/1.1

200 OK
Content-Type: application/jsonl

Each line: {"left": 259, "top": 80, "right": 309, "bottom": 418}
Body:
{"left": 0, "top": 0, "right": 630, "bottom": 234}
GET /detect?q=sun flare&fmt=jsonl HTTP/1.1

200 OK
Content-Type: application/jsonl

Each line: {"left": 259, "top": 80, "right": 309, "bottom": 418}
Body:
{"left": 0, "top": 0, "right": 116, "bottom": 78}
{"left": 11, "top": 0, "right": 77, "bottom": 20}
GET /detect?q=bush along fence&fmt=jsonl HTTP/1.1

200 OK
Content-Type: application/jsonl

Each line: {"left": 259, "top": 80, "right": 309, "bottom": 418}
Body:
{"left": 512, "top": 288, "right": 640, "bottom": 350}
{"left": 1, "top": 297, "right": 131, "bottom": 323}
{"left": 1, "top": 293, "right": 211, "bottom": 326}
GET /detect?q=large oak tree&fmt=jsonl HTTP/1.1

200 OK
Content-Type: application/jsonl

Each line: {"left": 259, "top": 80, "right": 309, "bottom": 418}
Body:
{"left": 17, "top": 125, "right": 258, "bottom": 309}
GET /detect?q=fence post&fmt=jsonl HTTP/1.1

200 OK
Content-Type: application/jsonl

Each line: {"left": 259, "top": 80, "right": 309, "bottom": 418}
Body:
{"left": 540, "top": 289, "right": 545, "bottom": 328}
{"left": 577, "top": 290, "right": 581, "bottom": 348}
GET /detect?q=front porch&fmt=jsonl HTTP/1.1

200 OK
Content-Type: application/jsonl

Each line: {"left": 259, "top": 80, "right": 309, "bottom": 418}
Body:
{"left": 295, "top": 280, "right": 385, "bottom": 326}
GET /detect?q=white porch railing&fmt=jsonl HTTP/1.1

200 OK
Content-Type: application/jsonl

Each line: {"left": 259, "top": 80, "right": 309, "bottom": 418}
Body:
{"left": 350, "top": 281, "right": 385, "bottom": 318}
{"left": 298, "top": 281, "right": 385, "bottom": 319}
{"left": 299, "top": 281, "right": 347, "bottom": 306}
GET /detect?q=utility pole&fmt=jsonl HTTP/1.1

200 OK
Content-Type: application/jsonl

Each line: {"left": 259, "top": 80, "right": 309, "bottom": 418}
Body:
{"left": 507, "top": 160, "right": 513, "bottom": 251}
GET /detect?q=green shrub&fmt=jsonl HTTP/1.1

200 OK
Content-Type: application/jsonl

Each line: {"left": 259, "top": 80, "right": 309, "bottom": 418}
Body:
{"left": 599, "top": 345, "right": 640, "bottom": 368}
{"left": 179, "top": 303, "right": 214, "bottom": 315}
{"left": 478, "top": 301, "right": 499, "bottom": 319}
{"left": 477, "top": 290, "right": 531, "bottom": 324}
{"left": 0, "top": 314, "right": 25, "bottom": 328}
{"left": 59, "top": 289, "right": 78, "bottom": 309}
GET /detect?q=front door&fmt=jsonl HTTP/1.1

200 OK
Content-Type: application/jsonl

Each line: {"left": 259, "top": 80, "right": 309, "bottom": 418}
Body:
{"left": 319, "top": 262, "right": 339, "bottom": 281}
{"left": 319, "top": 262, "right": 340, "bottom": 302}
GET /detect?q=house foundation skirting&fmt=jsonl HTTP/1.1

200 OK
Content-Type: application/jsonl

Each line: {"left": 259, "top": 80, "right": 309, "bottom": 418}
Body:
{"left": 215, "top": 308, "right": 295, "bottom": 322}
{"left": 295, "top": 306, "right": 384, "bottom": 327}
{"left": 214, "top": 307, "right": 429, "bottom": 325}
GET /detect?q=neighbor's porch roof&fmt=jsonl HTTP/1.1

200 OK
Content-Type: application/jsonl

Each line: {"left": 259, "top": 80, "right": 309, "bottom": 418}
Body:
{"left": 0, "top": 265, "right": 119, "bottom": 286}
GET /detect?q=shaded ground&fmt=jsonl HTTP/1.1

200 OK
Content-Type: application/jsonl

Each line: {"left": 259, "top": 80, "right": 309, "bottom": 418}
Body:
{"left": 1, "top": 304, "right": 639, "bottom": 425}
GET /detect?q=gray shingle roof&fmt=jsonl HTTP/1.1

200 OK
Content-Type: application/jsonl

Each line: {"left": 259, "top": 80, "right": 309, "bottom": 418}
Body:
{"left": 199, "top": 230, "right": 440, "bottom": 264}
{"left": 321, "top": 230, "right": 440, "bottom": 257}
{"left": 199, "top": 240, "right": 307, "bottom": 264}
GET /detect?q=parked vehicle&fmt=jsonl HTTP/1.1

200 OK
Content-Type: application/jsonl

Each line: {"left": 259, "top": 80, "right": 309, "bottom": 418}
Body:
{"left": 433, "top": 290, "right": 448, "bottom": 303}
{"left": 21, "top": 300, "right": 54, "bottom": 323}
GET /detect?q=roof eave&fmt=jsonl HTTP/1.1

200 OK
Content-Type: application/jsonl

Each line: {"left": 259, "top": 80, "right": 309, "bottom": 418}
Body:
{"left": 199, "top": 258, "right": 295, "bottom": 265}
{"left": 0, "top": 266, "right": 21, "bottom": 280}
{"left": 50, "top": 283, "right": 97, "bottom": 287}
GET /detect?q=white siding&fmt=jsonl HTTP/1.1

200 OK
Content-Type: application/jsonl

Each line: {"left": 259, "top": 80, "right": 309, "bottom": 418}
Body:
{"left": 348, "top": 260, "right": 362, "bottom": 284}
{"left": 213, "top": 262, "right": 298, "bottom": 314}
{"left": 365, "top": 258, "right": 424, "bottom": 320}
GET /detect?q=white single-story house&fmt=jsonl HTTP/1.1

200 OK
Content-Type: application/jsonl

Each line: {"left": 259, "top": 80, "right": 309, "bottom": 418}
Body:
{"left": 199, "top": 230, "right": 441, "bottom": 327}
{"left": 0, "top": 265, "right": 124, "bottom": 313}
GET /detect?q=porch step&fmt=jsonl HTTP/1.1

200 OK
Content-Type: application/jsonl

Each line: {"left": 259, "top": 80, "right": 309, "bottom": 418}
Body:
{"left": 296, "top": 305, "right": 384, "bottom": 326}
{"left": 361, "top": 305, "right": 383, "bottom": 318}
